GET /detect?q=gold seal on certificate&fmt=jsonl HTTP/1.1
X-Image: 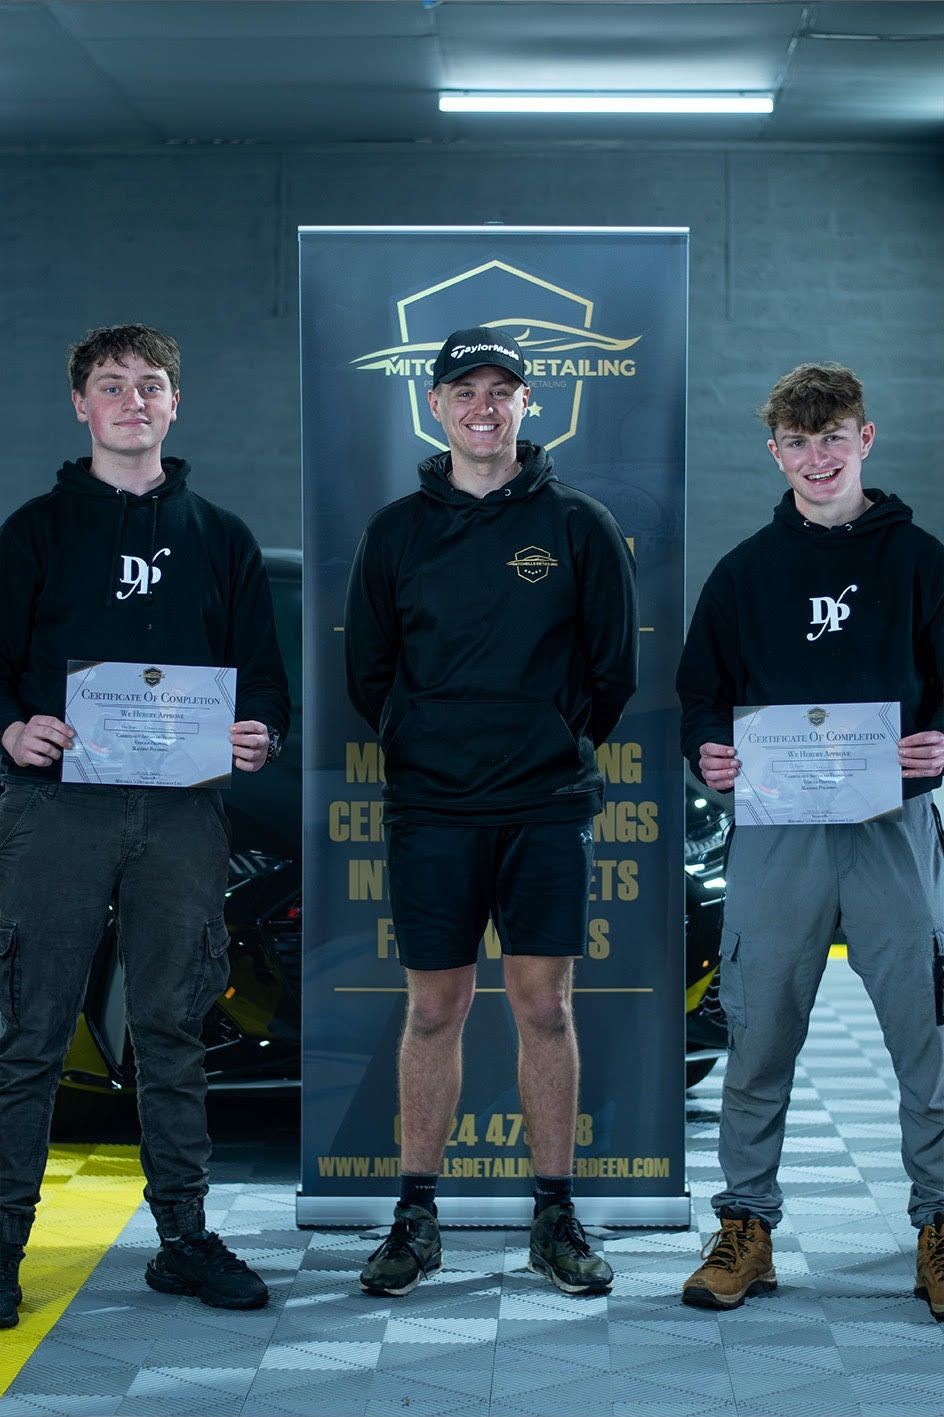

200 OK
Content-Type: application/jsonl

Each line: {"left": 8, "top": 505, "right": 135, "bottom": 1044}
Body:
{"left": 733, "top": 701, "right": 902, "bottom": 827}
{"left": 63, "top": 661, "right": 237, "bottom": 788}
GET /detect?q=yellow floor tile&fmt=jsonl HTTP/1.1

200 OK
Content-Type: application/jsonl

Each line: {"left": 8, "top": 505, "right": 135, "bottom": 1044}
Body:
{"left": 0, "top": 1143, "right": 144, "bottom": 1395}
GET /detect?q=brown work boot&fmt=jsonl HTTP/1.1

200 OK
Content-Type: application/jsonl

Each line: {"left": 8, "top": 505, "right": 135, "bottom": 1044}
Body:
{"left": 915, "top": 1212, "right": 944, "bottom": 1320}
{"left": 682, "top": 1207, "right": 777, "bottom": 1310}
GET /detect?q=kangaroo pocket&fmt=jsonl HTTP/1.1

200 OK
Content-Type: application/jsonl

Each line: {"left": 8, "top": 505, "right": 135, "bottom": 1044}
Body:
{"left": 386, "top": 698, "right": 583, "bottom": 802}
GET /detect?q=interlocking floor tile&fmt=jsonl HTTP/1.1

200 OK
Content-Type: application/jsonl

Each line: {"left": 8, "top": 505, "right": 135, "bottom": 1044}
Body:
{"left": 4, "top": 960, "right": 944, "bottom": 1415}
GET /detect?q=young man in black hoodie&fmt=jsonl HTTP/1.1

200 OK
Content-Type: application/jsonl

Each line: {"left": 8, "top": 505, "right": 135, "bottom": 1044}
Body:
{"left": 345, "top": 327, "right": 638, "bottom": 1297}
{"left": 677, "top": 364, "right": 944, "bottom": 1316}
{"left": 0, "top": 325, "right": 290, "bottom": 1327}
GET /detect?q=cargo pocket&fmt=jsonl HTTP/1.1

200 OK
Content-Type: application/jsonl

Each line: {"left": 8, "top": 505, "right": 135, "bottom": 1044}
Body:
{"left": 718, "top": 926, "right": 747, "bottom": 1035}
{"left": 0, "top": 920, "right": 18, "bottom": 1029}
{"left": 932, "top": 802, "right": 944, "bottom": 854}
{"left": 190, "top": 914, "right": 231, "bottom": 1020}
{"left": 934, "top": 932, "right": 944, "bottom": 1028}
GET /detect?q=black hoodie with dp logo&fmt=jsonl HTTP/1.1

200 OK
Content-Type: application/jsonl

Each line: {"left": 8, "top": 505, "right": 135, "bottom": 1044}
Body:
{"left": 676, "top": 489, "right": 944, "bottom": 799}
{"left": 0, "top": 457, "right": 290, "bottom": 781}
{"left": 344, "top": 441, "right": 638, "bottom": 824}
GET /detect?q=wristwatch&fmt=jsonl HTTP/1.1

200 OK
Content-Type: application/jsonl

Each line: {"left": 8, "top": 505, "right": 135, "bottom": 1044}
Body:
{"left": 264, "top": 726, "right": 282, "bottom": 764}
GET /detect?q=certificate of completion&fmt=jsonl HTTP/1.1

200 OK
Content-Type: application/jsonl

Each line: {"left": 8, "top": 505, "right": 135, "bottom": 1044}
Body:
{"left": 734, "top": 701, "right": 902, "bottom": 827}
{"left": 63, "top": 661, "right": 237, "bottom": 788}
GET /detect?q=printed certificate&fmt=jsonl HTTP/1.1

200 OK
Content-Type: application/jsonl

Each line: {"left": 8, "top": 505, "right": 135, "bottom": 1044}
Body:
{"left": 63, "top": 661, "right": 237, "bottom": 788}
{"left": 734, "top": 701, "right": 902, "bottom": 826}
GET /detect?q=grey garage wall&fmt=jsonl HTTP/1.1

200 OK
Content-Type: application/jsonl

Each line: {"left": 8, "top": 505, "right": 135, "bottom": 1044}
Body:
{"left": 1, "top": 143, "right": 942, "bottom": 608}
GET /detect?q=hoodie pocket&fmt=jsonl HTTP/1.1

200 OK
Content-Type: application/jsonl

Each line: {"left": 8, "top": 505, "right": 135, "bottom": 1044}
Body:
{"left": 385, "top": 698, "right": 583, "bottom": 801}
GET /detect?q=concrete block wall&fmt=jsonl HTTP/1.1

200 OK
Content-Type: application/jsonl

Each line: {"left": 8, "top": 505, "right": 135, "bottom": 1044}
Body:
{"left": 1, "top": 144, "right": 941, "bottom": 608}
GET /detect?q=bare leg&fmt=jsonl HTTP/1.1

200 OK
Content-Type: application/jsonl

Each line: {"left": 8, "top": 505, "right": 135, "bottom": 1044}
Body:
{"left": 503, "top": 956, "right": 578, "bottom": 1175}
{"left": 398, "top": 965, "right": 476, "bottom": 1173}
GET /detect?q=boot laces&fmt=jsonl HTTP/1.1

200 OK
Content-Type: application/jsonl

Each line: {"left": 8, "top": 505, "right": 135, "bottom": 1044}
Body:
{"left": 172, "top": 1231, "right": 250, "bottom": 1274}
{"left": 924, "top": 1223, "right": 944, "bottom": 1280}
{"left": 700, "top": 1221, "right": 754, "bottom": 1272}
{"left": 551, "top": 1209, "right": 593, "bottom": 1259}
{"left": 368, "top": 1217, "right": 427, "bottom": 1270}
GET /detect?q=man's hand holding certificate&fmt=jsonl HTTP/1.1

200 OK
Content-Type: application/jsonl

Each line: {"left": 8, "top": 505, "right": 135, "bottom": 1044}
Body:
{"left": 733, "top": 702, "right": 902, "bottom": 826}
{"left": 63, "top": 661, "right": 237, "bottom": 788}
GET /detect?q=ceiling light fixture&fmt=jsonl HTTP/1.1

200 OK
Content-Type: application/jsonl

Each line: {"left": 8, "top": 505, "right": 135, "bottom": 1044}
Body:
{"left": 440, "top": 93, "right": 774, "bottom": 116}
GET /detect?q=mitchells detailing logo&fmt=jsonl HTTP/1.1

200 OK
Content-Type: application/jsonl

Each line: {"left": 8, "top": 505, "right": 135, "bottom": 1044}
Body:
{"left": 349, "top": 258, "right": 641, "bottom": 452}
{"left": 507, "top": 547, "right": 559, "bottom": 583}
{"left": 141, "top": 667, "right": 165, "bottom": 688}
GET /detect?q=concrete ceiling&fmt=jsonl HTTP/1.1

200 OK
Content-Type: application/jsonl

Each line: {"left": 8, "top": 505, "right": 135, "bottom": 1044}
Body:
{"left": 0, "top": 1, "right": 941, "bottom": 149}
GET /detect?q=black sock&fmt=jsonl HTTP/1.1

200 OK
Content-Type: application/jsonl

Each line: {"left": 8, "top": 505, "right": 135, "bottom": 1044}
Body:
{"left": 534, "top": 1174, "right": 574, "bottom": 1215}
{"left": 399, "top": 1172, "right": 438, "bottom": 1214}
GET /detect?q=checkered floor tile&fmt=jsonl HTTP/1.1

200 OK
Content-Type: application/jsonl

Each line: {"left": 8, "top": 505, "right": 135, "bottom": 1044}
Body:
{"left": 2, "top": 959, "right": 941, "bottom": 1416}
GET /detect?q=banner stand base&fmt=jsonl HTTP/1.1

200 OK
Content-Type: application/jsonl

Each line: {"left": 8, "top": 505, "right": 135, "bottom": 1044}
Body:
{"left": 296, "top": 1190, "right": 691, "bottom": 1229}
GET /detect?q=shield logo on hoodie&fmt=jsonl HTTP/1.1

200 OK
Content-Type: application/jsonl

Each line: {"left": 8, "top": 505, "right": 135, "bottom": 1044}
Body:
{"left": 507, "top": 546, "right": 559, "bottom": 583}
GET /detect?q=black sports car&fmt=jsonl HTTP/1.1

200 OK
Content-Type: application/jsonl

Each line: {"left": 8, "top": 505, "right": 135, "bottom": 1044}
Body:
{"left": 55, "top": 550, "right": 728, "bottom": 1101}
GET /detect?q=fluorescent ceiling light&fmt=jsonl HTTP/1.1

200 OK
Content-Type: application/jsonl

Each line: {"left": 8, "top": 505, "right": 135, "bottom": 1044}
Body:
{"left": 440, "top": 93, "right": 774, "bottom": 116}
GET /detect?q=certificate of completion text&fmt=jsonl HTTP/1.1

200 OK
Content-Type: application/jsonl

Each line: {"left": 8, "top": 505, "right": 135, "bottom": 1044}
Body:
{"left": 63, "top": 661, "right": 237, "bottom": 788}
{"left": 733, "top": 701, "right": 902, "bottom": 827}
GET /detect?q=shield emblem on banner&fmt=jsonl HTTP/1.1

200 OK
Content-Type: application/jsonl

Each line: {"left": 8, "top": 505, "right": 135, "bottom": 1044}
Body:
{"left": 349, "top": 259, "right": 641, "bottom": 451}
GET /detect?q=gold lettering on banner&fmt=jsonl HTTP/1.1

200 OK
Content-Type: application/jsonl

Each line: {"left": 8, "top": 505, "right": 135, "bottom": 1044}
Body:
{"left": 346, "top": 741, "right": 386, "bottom": 784}
{"left": 594, "top": 800, "right": 659, "bottom": 844}
{"left": 314, "top": 1149, "right": 667, "bottom": 1181}
{"left": 348, "top": 859, "right": 387, "bottom": 901}
{"left": 590, "top": 859, "right": 639, "bottom": 903}
{"left": 328, "top": 799, "right": 385, "bottom": 842}
{"left": 376, "top": 918, "right": 397, "bottom": 959}
{"left": 596, "top": 741, "right": 642, "bottom": 784}
{"left": 394, "top": 1111, "right": 593, "bottom": 1149}
{"left": 588, "top": 917, "right": 610, "bottom": 959}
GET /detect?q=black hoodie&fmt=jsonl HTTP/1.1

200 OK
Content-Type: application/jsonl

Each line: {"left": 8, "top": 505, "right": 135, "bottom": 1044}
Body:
{"left": 0, "top": 457, "right": 290, "bottom": 780}
{"left": 345, "top": 442, "right": 638, "bottom": 823}
{"left": 677, "top": 489, "right": 944, "bottom": 799}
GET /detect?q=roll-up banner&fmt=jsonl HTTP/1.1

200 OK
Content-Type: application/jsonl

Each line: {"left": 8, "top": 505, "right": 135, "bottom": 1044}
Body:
{"left": 298, "top": 227, "right": 688, "bottom": 1227}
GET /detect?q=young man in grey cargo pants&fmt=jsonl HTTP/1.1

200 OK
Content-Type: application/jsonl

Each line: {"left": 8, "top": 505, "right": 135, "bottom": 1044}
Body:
{"left": 676, "top": 363, "right": 944, "bottom": 1315}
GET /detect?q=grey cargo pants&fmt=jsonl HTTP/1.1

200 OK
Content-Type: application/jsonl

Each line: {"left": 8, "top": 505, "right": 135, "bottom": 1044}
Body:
{"left": 715, "top": 793, "right": 944, "bottom": 1229}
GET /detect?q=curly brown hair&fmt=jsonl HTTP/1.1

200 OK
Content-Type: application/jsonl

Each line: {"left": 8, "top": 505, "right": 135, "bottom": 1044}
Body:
{"left": 758, "top": 363, "right": 866, "bottom": 437}
{"left": 68, "top": 324, "right": 181, "bottom": 394}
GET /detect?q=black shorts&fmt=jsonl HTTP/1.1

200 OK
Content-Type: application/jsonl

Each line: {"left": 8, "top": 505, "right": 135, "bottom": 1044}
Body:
{"left": 387, "top": 819, "right": 594, "bottom": 971}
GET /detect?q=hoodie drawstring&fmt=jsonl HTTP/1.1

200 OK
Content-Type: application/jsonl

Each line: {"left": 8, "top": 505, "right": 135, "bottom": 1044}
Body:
{"left": 106, "top": 491, "right": 128, "bottom": 607}
{"left": 146, "top": 495, "right": 160, "bottom": 603}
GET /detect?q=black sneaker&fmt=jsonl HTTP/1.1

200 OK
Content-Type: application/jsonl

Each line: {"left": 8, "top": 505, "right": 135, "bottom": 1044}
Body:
{"left": 145, "top": 1230, "right": 268, "bottom": 1309}
{"left": 529, "top": 1202, "right": 613, "bottom": 1294}
{"left": 1, "top": 1245, "right": 24, "bottom": 1329}
{"left": 360, "top": 1204, "right": 442, "bottom": 1296}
